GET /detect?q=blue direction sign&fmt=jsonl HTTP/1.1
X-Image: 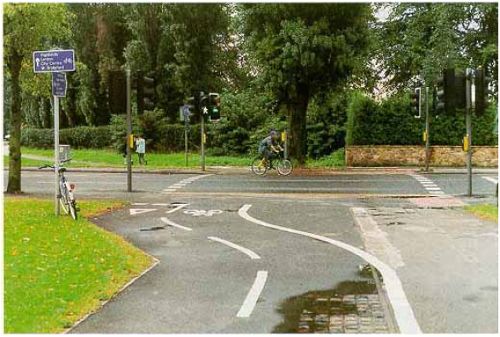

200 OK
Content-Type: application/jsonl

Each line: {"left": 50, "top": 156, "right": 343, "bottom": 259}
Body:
{"left": 33, "top": 49, "right": 75, "bottom": 73}
{"left": 182, "top": 105, "right": 192, "bottom": 118}
{"left": 52, "top": 72, "right": 67, "bottom": 97}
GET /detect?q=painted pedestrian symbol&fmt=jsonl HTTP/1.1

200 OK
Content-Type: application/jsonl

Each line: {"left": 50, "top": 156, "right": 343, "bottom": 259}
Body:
{"left": 183, "top": 209, "right": 223, "bottom": 217}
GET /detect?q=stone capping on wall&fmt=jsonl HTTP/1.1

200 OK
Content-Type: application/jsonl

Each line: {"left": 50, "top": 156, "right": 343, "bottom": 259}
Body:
{"left": 345, "top": 145, "right": 498, "bottom": 167}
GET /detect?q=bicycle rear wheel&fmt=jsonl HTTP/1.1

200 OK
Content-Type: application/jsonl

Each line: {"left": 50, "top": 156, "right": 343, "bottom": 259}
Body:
{"left": 251, "top": 157, "right": 268, "bottom": 176}
{"left": 68, "top": 199, "right": 78, "bottom": 220}
{"left": 277, "top": 159, "right": 293, "bottom": 176}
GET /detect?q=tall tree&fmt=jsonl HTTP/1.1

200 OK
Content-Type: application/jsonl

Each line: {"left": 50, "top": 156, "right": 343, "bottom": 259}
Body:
{"left": 376, "top": 3, "right": 498, "bottom": 90}
{"left": 241, "top": 4, "right": 373, "bottom": 163}
{"left": 4, "top": 3, "right": 71, "bottom": 193}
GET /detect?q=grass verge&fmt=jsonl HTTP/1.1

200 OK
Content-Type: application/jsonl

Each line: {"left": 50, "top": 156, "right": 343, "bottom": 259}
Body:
{"left": 465, "top": 203, "right": 498, "bottom": 222}
{"left": 4, "top": 197, "right": 154, "bottom": 333}
{"left": 14, "top": 146, "right": 345, "bottom": 169}
{"left": 20, "top": 147, "right": 252, "bottom": 168}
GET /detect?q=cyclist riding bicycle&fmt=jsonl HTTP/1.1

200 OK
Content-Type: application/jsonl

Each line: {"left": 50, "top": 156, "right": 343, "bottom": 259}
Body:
{"left": 258, "top": 130, "right": 283, "bottom": 166}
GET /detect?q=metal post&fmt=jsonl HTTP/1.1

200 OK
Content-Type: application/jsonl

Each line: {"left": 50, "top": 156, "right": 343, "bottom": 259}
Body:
{"left": 201, "top": 112, "right": 205, "bottom": 171}
{"left": 466, "top": 68, "right": 473, "bottom": 197}
{"left": 284, "top": 129, "right": 288, "bottom": 160}
{"left": 185, "top": 120, "right": 189, "bottom": 167}
{"left": 54, "top": 95, "right": 60, "bottom": 216}
{"left": 126, "top": 69, "right": 132, "bottom": 192}
{"left": 425, "top": 87, "right": 430, "bottom": 172}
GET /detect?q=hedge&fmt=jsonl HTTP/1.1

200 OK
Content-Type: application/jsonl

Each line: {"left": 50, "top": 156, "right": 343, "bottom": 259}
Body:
{"left": 346, "top": 92, "right": 498, "bottom": 146}
{"left": 21, "top": 126, "right": 113, "bottom": 149}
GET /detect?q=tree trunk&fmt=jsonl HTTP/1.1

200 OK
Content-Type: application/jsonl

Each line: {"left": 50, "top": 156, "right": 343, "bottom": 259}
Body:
{"left": 288, "top": 85, "right": 310, "bottom": 165}
{"left": 7, "top": 51, "right": 23, "bottom": 193}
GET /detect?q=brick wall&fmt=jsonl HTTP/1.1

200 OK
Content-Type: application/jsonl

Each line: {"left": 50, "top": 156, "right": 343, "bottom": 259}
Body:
{"left": 345, "top": 145, "right": 498, "bottom": 167}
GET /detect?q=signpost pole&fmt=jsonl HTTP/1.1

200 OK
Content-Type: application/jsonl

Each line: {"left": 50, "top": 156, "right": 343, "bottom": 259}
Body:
{"left": 465, "top": 69, "right": 473, "bottom": 197}
{"left": 54, "top": 94, "right": 60, "bottom": 216}
{"left": 424, "top": 86, "right": 430, "bottom": 172}
{"left": 126, "top": 69, "right": 132, "bottom": 192}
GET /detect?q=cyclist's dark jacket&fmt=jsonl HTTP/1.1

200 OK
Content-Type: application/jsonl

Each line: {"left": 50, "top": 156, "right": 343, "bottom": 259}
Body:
{"left": 259, "top": 136, "right": 276, "bottom": 153}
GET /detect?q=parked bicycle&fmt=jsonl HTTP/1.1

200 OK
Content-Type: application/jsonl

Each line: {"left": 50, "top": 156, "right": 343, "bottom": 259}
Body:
{"left": 251, "top": 150, "right": 293, "bottom": 176}
{"left": 39, "top": 159, "right": 78, "bottom": 220}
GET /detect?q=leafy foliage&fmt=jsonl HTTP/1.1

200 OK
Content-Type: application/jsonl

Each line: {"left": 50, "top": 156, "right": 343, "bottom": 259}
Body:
{"left": 346, "top": 92, "right": 498, "bottom": 146}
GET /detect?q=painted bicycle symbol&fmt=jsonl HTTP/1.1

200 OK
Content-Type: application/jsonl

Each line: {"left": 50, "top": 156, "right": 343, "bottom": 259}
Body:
{"left": 183, "top": 209, "right": 223, "bottom": 217}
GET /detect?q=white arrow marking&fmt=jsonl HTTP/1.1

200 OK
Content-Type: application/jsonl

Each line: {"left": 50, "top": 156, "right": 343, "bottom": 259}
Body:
{"left": 160, "top": 217, "right": 192, "bottom": 231}
{"left": 236, "top": 271, "right": 268, "bottom": 318}
{"left": 129, "top": 208, "right": 157, "bottom": 216}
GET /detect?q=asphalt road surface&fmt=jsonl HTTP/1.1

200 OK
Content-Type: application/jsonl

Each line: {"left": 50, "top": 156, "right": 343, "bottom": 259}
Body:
{"left": 5, "top": 169, "right": 498, "bottom": 333}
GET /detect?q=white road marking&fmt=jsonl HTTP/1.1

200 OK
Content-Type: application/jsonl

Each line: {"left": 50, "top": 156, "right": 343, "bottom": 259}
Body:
{"left": 162, "top": 174, "right": 214, "bottom": 193}
{"left": 482, "top": 176, "right": 498, "bottom": 184}
{"left": 160, "top": 217, "right": 192, "bottom": 231}
{"left": 236, "top": 270, "right": 268, "bottom": 318}
{"left": 238, "top": 204, "right": 421, "bottom": 334}
{"left": 208, "top": 236, "right": 261, "bottom": 260}
{"left": 152, "top": 203, "right": 169, "bottom": 206}
{"left": 410, "top": 174, "right": 447, "bottom": 197}
{"left": 183, "top": 209, "right": 223, "bottom": 217}
{"left": 130, "top": 208, "right": 157, "bottom": 216}
{"left": 132, "top": 203, "right": 149, "bottom": 206}
{"left": 166, "top": 203, "right": 189, "bottom": 214}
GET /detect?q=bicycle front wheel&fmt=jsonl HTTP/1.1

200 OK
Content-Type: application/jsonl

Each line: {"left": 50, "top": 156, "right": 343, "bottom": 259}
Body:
{"left": 277, "top": 159, "right": 293, "bottom": 176}
{"left": 251, "top": 157, "right": 268, "bottom": 176}
{"left": 59, "top": 182, "right": 70, "bottom": 214}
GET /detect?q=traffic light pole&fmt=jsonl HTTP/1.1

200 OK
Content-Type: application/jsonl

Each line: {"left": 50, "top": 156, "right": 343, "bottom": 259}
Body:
{"left": 126, "top": 69, "right": 132, "bottom": 192}
{"left": 184, "top": 119, "right": 189, "bottom": 167}
{"left": 465, "top": 69, "right": 473, "bottom": 197}
{"left": 424, "top": 87, "right": 430, "bottom": 172}
{"left": 201, "top": 110, "right": 206, "bottom": 171}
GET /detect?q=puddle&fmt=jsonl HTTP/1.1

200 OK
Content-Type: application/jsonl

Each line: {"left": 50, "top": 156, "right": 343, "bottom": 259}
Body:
{"left": 273, "top": 271, "right": 389, "bottom": 333}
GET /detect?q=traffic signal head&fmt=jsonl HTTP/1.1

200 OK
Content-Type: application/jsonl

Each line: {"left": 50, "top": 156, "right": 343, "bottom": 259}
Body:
{"left": 208, "top": 93, "right": 221, "bottom": 122}
{"left": 108, "top": 70, "right": 127, "bottom": 115}
{"left": 137, "top": 71, "right": 156, "bottom": 114}
{"left": 410, "top": 88, "right": 421, "bottom": 118}
{"left": 435, "top": 68, "right": 466, "bottom": 115}
{"left": 474, "top": 68, "right": 492, "bottom": 115}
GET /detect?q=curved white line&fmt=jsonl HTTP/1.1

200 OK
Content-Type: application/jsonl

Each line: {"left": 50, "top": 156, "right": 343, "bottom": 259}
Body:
{"left": 160, "top": 217, "right": 192, "bottom": 231}
{"left": 236, "top": 270, "right": 268, "bottom": 318}
{"left": 208, "top": 236, "right": 261, "bottom": 260}
{"left": 238, "top": 204, "right": 421, "bottom": 334}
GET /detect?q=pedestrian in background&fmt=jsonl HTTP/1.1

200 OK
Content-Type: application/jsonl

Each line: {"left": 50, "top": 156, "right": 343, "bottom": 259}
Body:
{"left": 135, "top": 134, "right": 147, "bottom": 165}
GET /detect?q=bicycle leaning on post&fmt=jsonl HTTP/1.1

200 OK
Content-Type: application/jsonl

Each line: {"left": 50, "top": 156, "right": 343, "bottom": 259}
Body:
{"left": 39, "top": 159, "right": 78, "bottom": 220}
{"left": 251, "top": 150, "right": 293, "bottom": 176}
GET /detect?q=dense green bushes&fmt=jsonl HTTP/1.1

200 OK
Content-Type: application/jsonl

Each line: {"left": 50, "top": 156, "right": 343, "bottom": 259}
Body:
{"left": 346, "top": 92, "right": 498, "bottom": 146}
{"left": 21, "top": 126, "right": 112, "bottom": 148}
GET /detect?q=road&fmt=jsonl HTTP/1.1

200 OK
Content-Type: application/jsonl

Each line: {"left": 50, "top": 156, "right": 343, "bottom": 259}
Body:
{"left": 5, "top": 169, "right": 498, "bottom": 333}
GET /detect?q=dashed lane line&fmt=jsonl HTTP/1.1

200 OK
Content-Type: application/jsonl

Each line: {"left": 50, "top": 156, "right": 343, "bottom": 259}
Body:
{"left": 238, "top": 204, "right": 421, "bottom": 334}
{"left": 409, "top": 173, "right": 448, "bottom": 197}
{"left": 160, "top": 217, "right": 192, "bottom": 231}
{"left": 208, "top": 236, "right": 261, "bottom": 260}
{"left": 236, "top": 271, "right": 268, "bottom": 318}
{"left": 162, "top": 174, "right": 214, "bottom": 193}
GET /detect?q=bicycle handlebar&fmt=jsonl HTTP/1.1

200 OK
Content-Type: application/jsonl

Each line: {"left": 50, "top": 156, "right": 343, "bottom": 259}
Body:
{"left": 38, "top": 158, "right": 72, "bottom": 170}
